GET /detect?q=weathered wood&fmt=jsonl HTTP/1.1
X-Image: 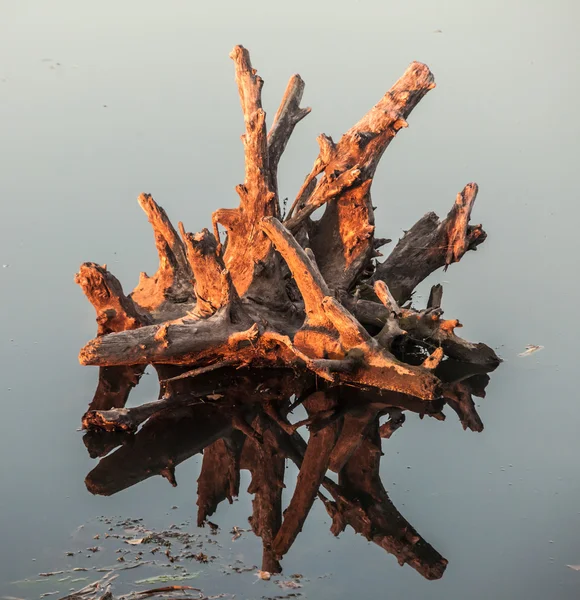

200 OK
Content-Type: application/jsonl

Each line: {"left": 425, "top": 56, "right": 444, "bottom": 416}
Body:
{"left": 427, "top": 283, "right": 443, "bottom": 309}
{"left": 241, "top": 414, "right": 285, "bottom": 573}
{"left": 349, "top": 294, "right": 501, "bottom": 368}
{"left": 197, "top": 434, "right": 244, "bottom": 526}
{"left": 288, "top": 62, "right": 435, "bottom": 292}
{"left": 131, "top": 194, "right": 195, "bottom": 315}
{"left": 211, "top": 45, "right": 285, "bottom": 304}
{"left": 76, "top": 263, "right": 149, "bottom": 414}
{"left": 373, "top": 184, "right": 486, "bottom": 304}
{"left": 442, "top": 372, "right": 490, "bottom": 432}
{"left": 85, "top": 403, "right": 235, "bottom": 495}
{"left": 262, "top": 395, "right": 449, "bottom": 578}
{"left": 379, "top": 410, "right": 406, "bottom": 438}
{"left": 77, "top": 45, "right": 500, "bottom": 431}
{"left": 328, "top": 405, "right": 379, "bottom": 472}
{"left": 78, "top": 317, "right": 258, "bottom": 367}
{"left": 80, "top": 370, "right": 497, "bottom": 580}
{"left": 323, "top": 423, "right": 448, "bottom": 579}
{"left": 268, "top": 74, "right": 311, "bottom": 198}
{"left": 76, "top": 263, "right": 148, "bottom": 335}
{"left": 272, "top": 391, "right": 340, "bottom": 557}
{"left": 179, "top": 225, "right": 238, "bottom": 318}
{"left": 86, "top": 365, "right": 144, "bottom": 413}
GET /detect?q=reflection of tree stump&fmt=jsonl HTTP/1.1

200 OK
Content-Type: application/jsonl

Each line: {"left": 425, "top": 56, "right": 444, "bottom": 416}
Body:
{"left": 76, "top": 45, "right": 499, "bottom": 409}
{"left": 83, "top": 361, "right": 493, "bottom": 581}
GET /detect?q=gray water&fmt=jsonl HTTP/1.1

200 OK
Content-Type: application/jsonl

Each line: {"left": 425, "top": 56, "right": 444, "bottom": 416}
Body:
{"left": 1, "top": 0, "right": 579, "bottom": 598}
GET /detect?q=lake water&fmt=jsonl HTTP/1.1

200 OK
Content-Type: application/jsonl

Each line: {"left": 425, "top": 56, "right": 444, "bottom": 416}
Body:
{"left": 1, "top": 1, "right": 579, "bottom": 598}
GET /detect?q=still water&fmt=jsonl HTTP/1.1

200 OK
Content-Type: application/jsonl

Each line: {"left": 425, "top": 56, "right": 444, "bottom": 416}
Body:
{"left": 1, "top": 1, "right": 579, "bottom": 598}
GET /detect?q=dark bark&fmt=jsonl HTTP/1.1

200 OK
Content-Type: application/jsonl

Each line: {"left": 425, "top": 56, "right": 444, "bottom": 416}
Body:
{"left": 372, "top": 184, "right": 486, "bottom": 305}
{"left": 197, "top": 434, "right": 244, "bottom": 526}
{"left": 272, "top": 391, "right": 340, "bottom": 557}
{"left": 85, "top": 403, "right": 236, "bottom": 496}
{"left": 322, "top": 423, "right": 448, "bottom": 580}
{"left": 240, "top": 414, "right": 286, "bottom": 574}
{"left": 81, "top": 368, "right": 497, "bottom": 581}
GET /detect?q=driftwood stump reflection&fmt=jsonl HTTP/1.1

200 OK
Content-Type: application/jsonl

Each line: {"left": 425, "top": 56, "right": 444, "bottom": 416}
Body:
{"left": 83, "top": 359, "right": 495, "bottom": 581}
{"left": 75, "top": 44, "right": 501, "bottom": 583}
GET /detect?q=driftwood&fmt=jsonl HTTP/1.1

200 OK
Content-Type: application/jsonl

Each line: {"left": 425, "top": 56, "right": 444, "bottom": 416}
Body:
{"left": 75, "top": 45, "right": 503, "bottom": 586}
{"left": 76, "top": 45, "right": 500, "bottom": 416}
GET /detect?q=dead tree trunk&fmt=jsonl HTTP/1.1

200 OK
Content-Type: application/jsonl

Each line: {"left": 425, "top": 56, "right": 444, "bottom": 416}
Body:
{"left": 76, "top": 45, "right": 499, "bottom": 421}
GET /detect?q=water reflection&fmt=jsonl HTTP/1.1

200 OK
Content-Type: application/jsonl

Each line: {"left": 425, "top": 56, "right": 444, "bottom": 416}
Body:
{"left": 82, "top": 358, "right": 496, "bottom": 581}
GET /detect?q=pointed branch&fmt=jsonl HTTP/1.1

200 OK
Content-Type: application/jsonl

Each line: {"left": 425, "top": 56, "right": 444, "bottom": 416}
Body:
{"left": 212, "top": 46, "right": 283, "bottom": 300}
{"left": 286, "top": 62, "right": 435, "bottom": 290}
{"left": 268, "top": 74, "right": 311, "bottom": 193}
{"left": 374, "top": 280, "right": 402, "bottom": 316}
{"left": 230, "top": 45, "right": 264, "bottom": 127}
{"left": 131, "top": 194, "right": 195, "bottom": 313}
{"left": 373, "top": 280, "right": 405, "bottom": 348}
{"left": 76, "top": 263, "right": 148, "bottom": 335}
{"left": 179, "top": 225, "right": 238, "bottom": 318}
{"left": 427, "top": 284, "right": 443, "bottom": 309}
{"left": 442, "top": 377, "right": 486, "bottom": 432}
{"left": 373, "top": 183, "right": 486, "bottom": 304}
{"left": 324, "top": 425, "right": 448, "bottom": 580}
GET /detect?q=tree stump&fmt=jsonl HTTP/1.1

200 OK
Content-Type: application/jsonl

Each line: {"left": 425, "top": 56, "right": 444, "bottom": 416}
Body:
{"left": 76, "top": 45, "right": 500, "bottom": 412}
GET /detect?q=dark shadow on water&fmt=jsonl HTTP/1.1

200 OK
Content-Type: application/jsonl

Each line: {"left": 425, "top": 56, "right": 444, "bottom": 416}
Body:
{"left": 81, "top": 358, "right": 497, "bottom": 582}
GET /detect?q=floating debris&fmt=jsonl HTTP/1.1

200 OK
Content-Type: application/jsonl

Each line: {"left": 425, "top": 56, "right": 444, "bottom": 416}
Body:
{"left": 277, "top": 580, "right": 302, "bottom": 590}
{"left": 518, "top": 345, "right": 544, "bottom": 357}
{"left": 206, "top": 522, "right": 219, "bottom": 534}
{"left": 134, "top": 573, "right": 201, "bottom": 585}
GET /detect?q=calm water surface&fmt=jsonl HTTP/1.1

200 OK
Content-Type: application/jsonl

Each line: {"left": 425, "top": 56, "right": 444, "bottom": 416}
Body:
{"left": 1, "top": 1, "right": 579, "bottom": 598}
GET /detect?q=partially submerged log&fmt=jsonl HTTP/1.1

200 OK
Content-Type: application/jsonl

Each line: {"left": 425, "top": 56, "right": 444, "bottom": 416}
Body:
{"left": 76, "top": 45, "right": 500, "bottom": 417}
